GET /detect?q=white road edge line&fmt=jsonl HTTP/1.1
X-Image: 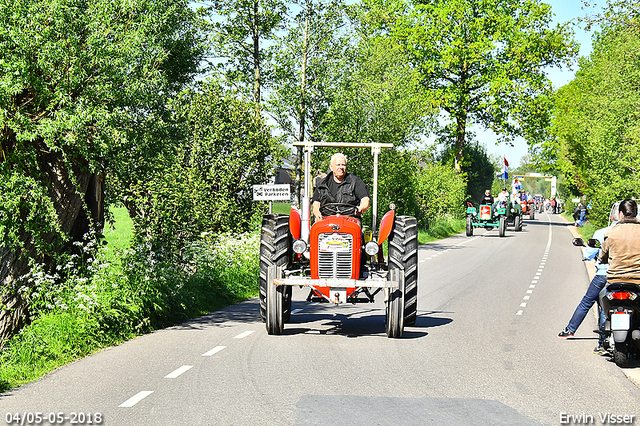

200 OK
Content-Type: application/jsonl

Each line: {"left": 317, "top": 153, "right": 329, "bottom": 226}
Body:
{"left": 119, "top": 391, "right": 154, "bottom": 408}
{"left": 234, "top": 330, "right": 255, "bottom": 339}
{"left": 202, "top": 346, "right": 226, "bottom": 357}
{"left": 165, "top": 365, "right": 193, "bottom": 378}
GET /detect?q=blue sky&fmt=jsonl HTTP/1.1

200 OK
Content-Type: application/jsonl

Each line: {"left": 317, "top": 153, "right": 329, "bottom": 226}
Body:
{"left": 481, "top": 0, "right": 598, "bottom": 166}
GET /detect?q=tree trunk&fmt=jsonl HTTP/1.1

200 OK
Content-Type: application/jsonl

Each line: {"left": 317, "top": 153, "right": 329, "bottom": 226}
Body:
{"left": 295, "top": 11, "right": 310, "bottom": 204}
{"left": 0, "top": 139, "right": 104, "bottom": 348}
{"left": 454, "top": 114, "right": 466, "bottom": 173}
{"left": 252, "top": 0, "right": 261, "bottom": 108}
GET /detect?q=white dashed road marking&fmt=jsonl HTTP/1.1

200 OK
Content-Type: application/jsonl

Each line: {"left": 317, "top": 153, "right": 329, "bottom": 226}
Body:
{"left": 165, "top": 365, "right": 193, "bottom": 379}
{"left": 119, "top": 391, "right": 154, "bottom": 408}
{"left": 420, "top": 236, "right": 480, "bottom": 263}
{"left": 516, "top": 215, "right": 552, "bottom": 315}
{"left": 202, "top": 346, "right": 226, "bottom": 357}
{"left": 234, "top": 330, "right": 255, "bottom": 339}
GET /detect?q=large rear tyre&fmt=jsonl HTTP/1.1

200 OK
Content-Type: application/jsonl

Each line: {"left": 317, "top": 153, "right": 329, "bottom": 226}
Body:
{"left": 388, "top": 215, "right": 418, "bottom": 331}
{"left": 499, "top": 216, "right": 506, "bottom": 237}
{"left": 466, "top": 216, "right": 473, "bottom": 236}
{"left": 614, "top": 343, "right": 629, "bottom": 367}
{"left": 259, "top": 214, "right": 291, "bottom": 324}
{"left": 514, "top": 215, "right": 522, "bottom": 232}
{"left": 530, "top": 210, "right": 535, "bottom": 220}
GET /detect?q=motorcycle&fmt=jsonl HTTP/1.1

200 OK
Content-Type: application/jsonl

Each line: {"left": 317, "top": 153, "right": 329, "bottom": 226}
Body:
{"left": 573, "top": 237, "right": 640, "bottom": 367}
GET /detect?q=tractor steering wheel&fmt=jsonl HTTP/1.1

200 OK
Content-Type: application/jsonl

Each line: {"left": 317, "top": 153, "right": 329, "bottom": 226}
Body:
{"left": 320, "top": 202, "right": 358, "bottom": 217}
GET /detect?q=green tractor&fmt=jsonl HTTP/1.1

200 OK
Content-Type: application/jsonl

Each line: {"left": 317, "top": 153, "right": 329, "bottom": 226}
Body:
{"left": 465, "top": 203, "right": 508, "bottom": 237}
{"left": 504, "top": 200, "right": 523, "bottom": 232}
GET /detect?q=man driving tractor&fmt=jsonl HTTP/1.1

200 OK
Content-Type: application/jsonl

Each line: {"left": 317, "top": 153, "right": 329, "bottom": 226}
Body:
{"left": 312, "top": 153, "right": 370, "bottom": 221}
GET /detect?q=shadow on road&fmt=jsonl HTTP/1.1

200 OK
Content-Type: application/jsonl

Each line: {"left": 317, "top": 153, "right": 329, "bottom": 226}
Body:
{"left": 280, "top": 308, "right": 452, "bottom": 339}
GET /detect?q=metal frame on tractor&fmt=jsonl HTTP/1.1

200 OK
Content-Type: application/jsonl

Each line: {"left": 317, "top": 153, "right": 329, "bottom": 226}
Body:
{"left": 259, "top": 142, "right": 418, "bottom": 338}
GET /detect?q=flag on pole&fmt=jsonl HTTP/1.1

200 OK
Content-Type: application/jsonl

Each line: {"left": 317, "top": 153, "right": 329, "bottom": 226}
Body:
{"left": 501, "top": 156, "right": 509, "bottom": 180}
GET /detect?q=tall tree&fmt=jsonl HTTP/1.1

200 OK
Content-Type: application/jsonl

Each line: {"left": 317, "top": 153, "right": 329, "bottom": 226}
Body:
{"left": 541, "top": 17, "right": 640, "bottom": 226}
{"left": 0, "top": 0, "right": 203, "bottom": 345}
{"left": 206, "top": 0, "right": 286, "bottom": 106}
{"left": 268, "top": 0, "right": 348, "bottom": 201}
{"left": 369, "top": 0, "right": 577, "bottom": 171}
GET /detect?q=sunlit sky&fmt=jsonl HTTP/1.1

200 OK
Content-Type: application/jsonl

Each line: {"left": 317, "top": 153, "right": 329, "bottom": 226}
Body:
{"left": 481, "top": 0, "right": 598, "bottom": 167}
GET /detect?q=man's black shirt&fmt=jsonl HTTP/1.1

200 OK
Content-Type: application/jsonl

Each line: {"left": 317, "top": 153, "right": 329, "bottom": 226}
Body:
{"left": 312, "top": 172, "right": 369, "bottom": 207}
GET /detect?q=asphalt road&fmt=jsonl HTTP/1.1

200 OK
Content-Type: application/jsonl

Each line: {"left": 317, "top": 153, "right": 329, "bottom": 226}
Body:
{"left": 1, "top": 213, "right": 639, "bottom": 426}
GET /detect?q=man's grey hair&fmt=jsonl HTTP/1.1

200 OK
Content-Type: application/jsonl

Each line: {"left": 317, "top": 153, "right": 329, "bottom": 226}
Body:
{"left": 330, "top": 153, "right": 347, "bottom": 165}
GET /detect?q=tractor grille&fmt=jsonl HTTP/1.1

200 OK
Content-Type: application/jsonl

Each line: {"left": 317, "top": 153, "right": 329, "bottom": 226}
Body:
{"left": 317, "top": 233, "right": 353, "bottom": 279}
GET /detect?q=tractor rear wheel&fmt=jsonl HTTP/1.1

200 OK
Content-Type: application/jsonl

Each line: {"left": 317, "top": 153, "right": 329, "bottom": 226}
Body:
{"left": 387, "top": 215, "right": 418, "bottom": 332}
{"left": 259, "top": 214, "right": 291, "bottom": 326}
{"left": 530, "top": 210, "right": 535, "bottom": 220}
{"left": 466, "top": 216, "right": 473, "bottom": 236}
{"left": 499, "top": 216, "right": 506, "bottom": 237}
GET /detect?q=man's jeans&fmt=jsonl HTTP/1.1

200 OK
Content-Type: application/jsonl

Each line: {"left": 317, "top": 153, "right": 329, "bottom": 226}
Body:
{"left": 567, "top": 274, "right": 607, "bottom": 344}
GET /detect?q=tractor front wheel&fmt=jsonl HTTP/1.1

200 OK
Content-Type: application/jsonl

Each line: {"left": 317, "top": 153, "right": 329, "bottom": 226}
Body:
{"left": 385, "top": 269, "right": 404, "bottom": 338}
{"left": 259, "top": 214, "right": 291, "bottom": 327}
{"left": 266, "top": 266, "right": 284, "bottom": 335}
{"left": 466, "top": 216, "right": 473, "bottom": 236}
{"left": 499, "top": 216, "right": 506, "bottom": 237}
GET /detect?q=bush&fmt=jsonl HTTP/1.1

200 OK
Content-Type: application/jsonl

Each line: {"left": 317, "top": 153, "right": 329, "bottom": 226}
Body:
{"left": 0, "top": 230, "right": 260, "bottom": 391}
{"left": 415, "top": 161, "right": 467, "bottom": 228}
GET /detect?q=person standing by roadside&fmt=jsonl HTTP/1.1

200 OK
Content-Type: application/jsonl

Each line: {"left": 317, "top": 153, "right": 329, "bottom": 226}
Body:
{"left": 558, "top": 208, "right": 619, "bottom": 352}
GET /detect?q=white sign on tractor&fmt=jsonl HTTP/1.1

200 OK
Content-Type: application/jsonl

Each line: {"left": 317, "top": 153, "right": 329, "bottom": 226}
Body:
{"left": 252, "top": 184, "right": 290, "bottom": 201}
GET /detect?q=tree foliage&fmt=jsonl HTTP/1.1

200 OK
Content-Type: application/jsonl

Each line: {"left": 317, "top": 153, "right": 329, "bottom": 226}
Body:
{"left": 205, "top": 0, "right": 287, "bottom": 104}
{"left": 367, "top": 0, "right": 578, "bottom": 171}
{"left": 131, "top": 80, "right": 283, "bottom": 257}
{"left": 542, "top": 17, "right": 640, "bottom": 226}
{"left": 0, "top": 0, "right": 204, "bottom": 344}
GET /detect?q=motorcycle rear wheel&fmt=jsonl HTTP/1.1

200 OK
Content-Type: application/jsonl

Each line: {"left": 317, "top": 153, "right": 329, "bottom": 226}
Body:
{"left": 614, "top": 343, "right": 629, "bottom": 367}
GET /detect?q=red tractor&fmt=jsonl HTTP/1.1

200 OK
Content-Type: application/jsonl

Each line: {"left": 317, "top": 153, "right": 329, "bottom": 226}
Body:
{"left": 259, "top": 142, "right": 418, "bottom": 338}
{"left": 520, "top": 197, "right": 535, "bottom": 220}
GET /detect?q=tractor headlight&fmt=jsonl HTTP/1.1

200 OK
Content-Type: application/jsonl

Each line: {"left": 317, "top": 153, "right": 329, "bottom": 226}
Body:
{"left": 472, "top": 212, "right": 477, "bottom": 217}
{"left": 365, "top": 241, "right": 379, "bottom": 256}
{"left": 292, "top": 239, "right": 307, "bottom": 254}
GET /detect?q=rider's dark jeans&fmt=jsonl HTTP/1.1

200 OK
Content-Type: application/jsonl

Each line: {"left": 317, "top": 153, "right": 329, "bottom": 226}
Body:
{"left": 566, "top": 274, "right": 607, "bottom": 343}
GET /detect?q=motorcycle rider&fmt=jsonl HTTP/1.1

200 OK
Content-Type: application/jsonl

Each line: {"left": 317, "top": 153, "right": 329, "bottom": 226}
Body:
{"left": 558, "top": 207, "right": 619, "bottom": 351}
{"left": 599, "top": 199, "right": 640, "bottom": 285}
{"left": 312, "top": 153, "right": 370, "bottom": 222}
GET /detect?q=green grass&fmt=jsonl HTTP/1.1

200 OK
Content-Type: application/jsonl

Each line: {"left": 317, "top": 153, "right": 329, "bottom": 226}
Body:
{"left": 418, "top": 218, "right": 466, "bottom": 244}
{"left": 104, "top": 205, "right": 133, "bottom": 256}
{"left": 271, "top": 202, "right": 293, "bottom": 214}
